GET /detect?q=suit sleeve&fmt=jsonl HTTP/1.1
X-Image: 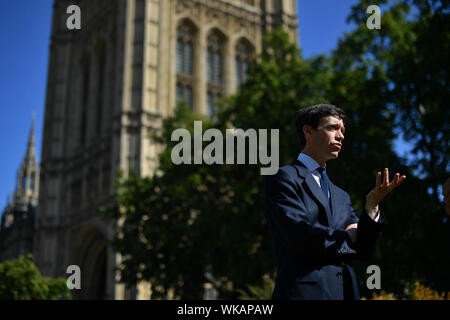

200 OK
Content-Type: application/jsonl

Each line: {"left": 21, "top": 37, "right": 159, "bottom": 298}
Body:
{"left": 264, "top": 169, "right": 356, "bottom": 260}
{"left": 336, "top": 188, "right": 385, "bottom": 260}
{"left": 353, "top": 206, "right": 386, "bottom": 260}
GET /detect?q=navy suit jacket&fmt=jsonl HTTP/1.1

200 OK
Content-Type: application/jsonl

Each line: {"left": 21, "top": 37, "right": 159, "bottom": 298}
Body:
{"left": 264, "top": 159, "right": 385, "bottom": 300}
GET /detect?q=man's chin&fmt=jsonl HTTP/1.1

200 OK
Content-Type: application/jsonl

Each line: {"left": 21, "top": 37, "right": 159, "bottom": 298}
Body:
{"left": 329, "top": 152, "right": 340, "bottom": 159}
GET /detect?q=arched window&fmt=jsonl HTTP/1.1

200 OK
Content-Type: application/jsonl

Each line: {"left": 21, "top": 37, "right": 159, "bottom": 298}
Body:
{"left": 207, "top": 31, "right": 223, "bottom": 85}
{"left": 176, "top": 83, "right": 192, "bottom": 107}
{"left": 206, "top": 30, "right": 225, "bottom": 120}
{"left": 235, "top": 38, "right": 254, "bottom": 89}
{"left": 176, "top": 22, "right": 195, "bottom": 107}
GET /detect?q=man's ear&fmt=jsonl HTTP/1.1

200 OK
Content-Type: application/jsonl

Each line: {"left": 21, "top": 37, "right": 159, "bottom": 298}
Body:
{"left": 303, "top": 124, "right": 313, "bottom": 140}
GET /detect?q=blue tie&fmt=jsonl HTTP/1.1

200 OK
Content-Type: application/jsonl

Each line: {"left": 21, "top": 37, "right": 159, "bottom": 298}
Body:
{"left": 317, "top": 167, "right": 330, "bottom": 201}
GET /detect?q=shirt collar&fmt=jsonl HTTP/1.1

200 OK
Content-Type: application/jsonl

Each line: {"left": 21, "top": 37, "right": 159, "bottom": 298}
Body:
{"left": 297, "top": 152, "right": 326, "bottom": 172}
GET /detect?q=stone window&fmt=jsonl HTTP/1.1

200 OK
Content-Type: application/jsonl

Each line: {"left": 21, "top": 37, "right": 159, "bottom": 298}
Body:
{"left": 206, "top": 30, "right": 225, "bottom": 120}
{"left": 235, "top": 38, "right": 254, "bottom": 88}
{"left": 176, "top": 22, "right": 195, "bottom": 108}
{"left": 176, "top": 83, "right": 193, "bottom": 107}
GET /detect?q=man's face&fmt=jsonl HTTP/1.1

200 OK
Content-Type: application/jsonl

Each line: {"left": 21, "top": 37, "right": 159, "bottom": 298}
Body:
{"left": 303, "top": 116, "right": 345, "bottom": 166}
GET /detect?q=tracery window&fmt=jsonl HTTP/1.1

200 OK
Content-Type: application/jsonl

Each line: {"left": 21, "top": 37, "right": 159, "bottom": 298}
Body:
{"left": 176, "top": 22, "right": 195, "bottom": 107}
{"left": 206, "top": 30, "right": 225, "bottom": 120}
{"left": 235, "top": 38, "right": 254, "bottom": 88}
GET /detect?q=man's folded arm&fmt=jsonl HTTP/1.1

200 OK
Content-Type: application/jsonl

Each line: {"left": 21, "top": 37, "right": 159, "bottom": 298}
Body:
{"left": 264, "top": 170, "right": 355, "bottom": 259}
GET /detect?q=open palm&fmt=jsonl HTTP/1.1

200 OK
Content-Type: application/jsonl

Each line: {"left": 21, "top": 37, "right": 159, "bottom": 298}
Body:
{"left": 366, "top": 168, "right": 406, "bottom": 210}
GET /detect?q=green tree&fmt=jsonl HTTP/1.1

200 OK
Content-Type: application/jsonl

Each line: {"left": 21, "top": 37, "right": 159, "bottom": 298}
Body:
{"left": 0, "top": 255, "right": 71, "bottom": 300}
{"left": 387, "top": 0, "right": 449, "bottom": 199}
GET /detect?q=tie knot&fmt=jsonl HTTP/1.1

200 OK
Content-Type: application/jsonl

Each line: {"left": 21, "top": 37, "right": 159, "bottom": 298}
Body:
{"left": 317, "top": 167, "right": 326, "bottom": 175}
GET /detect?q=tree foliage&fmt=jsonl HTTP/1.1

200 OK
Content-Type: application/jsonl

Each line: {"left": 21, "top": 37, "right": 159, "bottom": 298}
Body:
{"left": 338, "top": 0, "right": 449, "bottom": 198}
{"left": 331, "top": 0, "right": 449, "bottom": 298}
{"left": 0, "top": 255, "right": 71, "bottom": 300}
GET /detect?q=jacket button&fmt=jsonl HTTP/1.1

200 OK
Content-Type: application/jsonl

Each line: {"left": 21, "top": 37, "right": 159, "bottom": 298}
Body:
{"left": 336, "top": 272, "right": 343, "bottom": 279}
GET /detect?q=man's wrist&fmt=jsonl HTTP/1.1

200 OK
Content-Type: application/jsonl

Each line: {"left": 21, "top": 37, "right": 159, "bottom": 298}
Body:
{"left": 365, "top": 205, "right": 379, "bottom": 220}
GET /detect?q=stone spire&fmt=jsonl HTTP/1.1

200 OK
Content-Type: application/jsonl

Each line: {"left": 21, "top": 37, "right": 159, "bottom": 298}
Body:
{"left": 13, "top": 116, "right": 39, "bottom": 208}
{"left": 25, "top": 114, "right": 36, "bottom": 160}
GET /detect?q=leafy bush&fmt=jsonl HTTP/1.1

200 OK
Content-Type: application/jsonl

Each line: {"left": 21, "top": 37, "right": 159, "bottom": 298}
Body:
{"left": 363, "top": 281, "right": 449, "bottom": 300}
{"left": 0, "top": 255, "right": 71, "bottom": 300}
{"left": 362, "top": 291, "right": 396, "bottom": 300}
{"left": 238, "top": 274, "right": 275, "bottom": 300}
{"left": 409, "top": 281, "right": 448, "bottom": 300}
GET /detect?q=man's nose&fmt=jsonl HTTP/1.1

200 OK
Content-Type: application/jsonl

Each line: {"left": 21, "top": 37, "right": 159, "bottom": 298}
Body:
{"left": 337, "top": 130, "right": 344, "bottom": 141}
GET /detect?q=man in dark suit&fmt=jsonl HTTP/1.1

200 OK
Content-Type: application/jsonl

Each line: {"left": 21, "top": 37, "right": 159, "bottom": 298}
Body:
{"left": 264, "top": 104, "right": 406, "bottom": 300}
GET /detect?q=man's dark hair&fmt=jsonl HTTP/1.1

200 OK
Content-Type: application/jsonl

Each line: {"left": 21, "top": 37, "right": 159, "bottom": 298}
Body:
{"left": 295, "top": 104, "right": 346, "bottom": 150}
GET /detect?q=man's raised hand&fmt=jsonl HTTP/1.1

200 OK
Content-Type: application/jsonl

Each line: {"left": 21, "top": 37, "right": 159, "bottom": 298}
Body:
{"left": 365, "top": 168, "right": 406, "bottom": 218}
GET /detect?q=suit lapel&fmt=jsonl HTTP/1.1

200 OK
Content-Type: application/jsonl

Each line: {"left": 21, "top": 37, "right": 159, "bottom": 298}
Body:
{"left": 291, "top": 160, "right": 333, "bottom": 226}
{"left": 328, "top": 181, "right": 340, "bottom": 227}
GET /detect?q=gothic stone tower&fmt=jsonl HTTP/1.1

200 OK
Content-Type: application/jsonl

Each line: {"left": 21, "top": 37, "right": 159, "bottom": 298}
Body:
{"left": 0, "top": 119, "right": 39, "bottom": 262}
{"left": 34, "top": 0, "right": 298, "bottom": 299}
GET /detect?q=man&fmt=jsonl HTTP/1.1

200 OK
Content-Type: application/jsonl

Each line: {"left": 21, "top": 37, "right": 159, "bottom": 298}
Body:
{"left": 264, "top": 104, "right": 406, "bottom": 300}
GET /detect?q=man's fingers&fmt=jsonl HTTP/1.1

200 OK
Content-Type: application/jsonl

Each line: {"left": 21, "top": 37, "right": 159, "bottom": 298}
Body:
{"left": 392, "top": 174, "right": 406, "bottom": 187}
{"left": 384, "top": 168, "right": 389, "bottom": 185}
{"left": 393, "top": 173, "right": 399, "bottom": 184}
{"left": 375, "top": 169, "right": 406, "bottom": 192}
{"left": 387, "top": 174, "right": 407, "bottom": 192}
{"left": 387, "top": 173, "right": 400, "bottom": 191}
{"left": 376, "top": 171, "right": 381, "bottom": 188}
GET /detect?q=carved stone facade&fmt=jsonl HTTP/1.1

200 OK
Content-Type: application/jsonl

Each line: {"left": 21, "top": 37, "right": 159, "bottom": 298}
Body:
{"left": 34, "top": 0, "right": 298, "bottom": 299}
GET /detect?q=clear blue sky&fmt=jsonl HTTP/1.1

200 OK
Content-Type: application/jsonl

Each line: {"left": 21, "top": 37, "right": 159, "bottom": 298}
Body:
{"left": 0, "top": 0, "right": 413, "bottom": 213}
{"left": 0, "top": 0, "right": 53, "bottom": 212}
